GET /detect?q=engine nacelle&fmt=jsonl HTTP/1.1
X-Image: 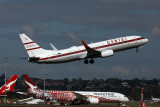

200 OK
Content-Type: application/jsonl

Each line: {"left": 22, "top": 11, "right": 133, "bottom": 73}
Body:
{"left": 87, "top": 98, "right": 100, "bottom": 104}
{"left": 101, "top": 50, "right": 114, "bottom": 58}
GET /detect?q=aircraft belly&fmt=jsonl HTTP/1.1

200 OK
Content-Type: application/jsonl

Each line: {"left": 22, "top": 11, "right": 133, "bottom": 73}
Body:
{"left": 113, "top": 41, "right": 140, "bottom": 52}
{"left": 46, "top": 54, "right": 81, "bottom": 63}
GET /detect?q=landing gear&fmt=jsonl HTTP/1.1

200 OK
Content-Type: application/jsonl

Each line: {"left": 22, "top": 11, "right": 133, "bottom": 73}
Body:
{"left": 136, "top": 48, "right": 139, "bottom": 53}
{"left": 90, "top": 59, "right": 94, "bottom": 64}
{"left": 84, "top": 59, "right": 94, "bottom": 64}
{"left": 84, "top": 59, "right": 88, "bottom": 64}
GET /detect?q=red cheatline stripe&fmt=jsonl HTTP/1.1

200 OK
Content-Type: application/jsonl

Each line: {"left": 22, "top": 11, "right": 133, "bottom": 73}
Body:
{"left": 39, "top": 38, "right": 141, "bottom": 61}
{"left": 26, "top": 47, "right": 41, "bottom": 51}
{"left": 24, "top": 42, "right": 34, "bottom": 45}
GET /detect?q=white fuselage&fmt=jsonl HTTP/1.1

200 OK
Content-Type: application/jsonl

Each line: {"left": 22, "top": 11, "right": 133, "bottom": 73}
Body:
{"left": 37, "top": 36, "right": 148, "bottom": 63}
{"left": 75, "top": 91, "right": 129, "bottom": 102}
{"left": 152, "top": 98, "right": 160, "bottom": 103}
{"left": 31, "top": 89, "right": 129, "bottom": 103}
{"left": 19, "top": 34, "right": 148, "bottom": 64}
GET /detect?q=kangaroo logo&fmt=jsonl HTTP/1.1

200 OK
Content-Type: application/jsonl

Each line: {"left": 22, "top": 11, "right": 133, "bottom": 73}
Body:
{"left": 2, "top": 79, "right": 17, "bottom": 93}
{"left": 25, "top": 80, "right": 40, "bottom": 94}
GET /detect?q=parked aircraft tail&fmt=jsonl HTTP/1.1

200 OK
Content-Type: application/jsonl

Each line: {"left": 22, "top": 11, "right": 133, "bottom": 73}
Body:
{"left": 151, "top": 92, "right": 153, "bottom": 100}
{"left": 0, "top": 75, "right": 18, "bottom": 95}
{"left": 23, "top": 74, "right": 41, "bottom": 93}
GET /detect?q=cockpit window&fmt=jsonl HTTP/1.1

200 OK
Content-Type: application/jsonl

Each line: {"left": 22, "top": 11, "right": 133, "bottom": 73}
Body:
{"left": 141, "top": 37, "right": 145, "bottom": 39}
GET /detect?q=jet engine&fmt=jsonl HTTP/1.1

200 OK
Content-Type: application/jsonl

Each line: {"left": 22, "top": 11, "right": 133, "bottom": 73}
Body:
{"left": 87, "top": 98, "right": 100, "bottom": 104}
{"left": 101, "top": 50, "right": 114, "bottom": 58}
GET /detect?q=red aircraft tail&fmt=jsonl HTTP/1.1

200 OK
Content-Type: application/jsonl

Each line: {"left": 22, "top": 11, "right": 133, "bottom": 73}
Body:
{"left": 23, "top": 74, "right": 40, "bottom": 93}
{"left": 0, "top": 75, "right": 18, "bottom": 95}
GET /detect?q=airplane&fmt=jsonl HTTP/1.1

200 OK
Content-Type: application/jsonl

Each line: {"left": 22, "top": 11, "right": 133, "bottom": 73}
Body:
{"left": 151, "top": 92, "right": 160, "bottom": 103}
{"left": 19, "top": 34, "right": 148, "bottom": 64}
{"left": 18, "top": 97, "right": 44, "bottom": 104}
{"left": 23, "top": 74, "right": 129, "bottom": 105}
{"left": 0, "top": 75, "right": 18, "bottom": 95}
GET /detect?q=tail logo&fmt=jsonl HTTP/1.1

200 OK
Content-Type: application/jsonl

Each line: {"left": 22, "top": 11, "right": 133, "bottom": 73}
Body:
{"left": 25, "top": 80, "right": 40, "bottom": 93}
{"left": 2, "top": 79, "right": 17, "bottom": 93}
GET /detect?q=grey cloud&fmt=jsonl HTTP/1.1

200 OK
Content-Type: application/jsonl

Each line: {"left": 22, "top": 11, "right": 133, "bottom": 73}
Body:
{"left": 20, "top": 24, "right": 50, "bottom": 37}
{"left": 151, "top": 27, "right": 160, "bottom": 38}
{"left": 66, "top": 32, "right": 81, "bottom": 44}
{"left": 112, "top": 66, "right": 130, "bottom": 76}
{"left": 21, "top": 25, "right": 35, "bottom": 37}
{"left": 0, "top": 0, "right": 159, "bottom": 33}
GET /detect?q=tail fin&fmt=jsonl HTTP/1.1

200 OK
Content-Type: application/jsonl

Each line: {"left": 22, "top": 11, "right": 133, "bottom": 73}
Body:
{"left": 19, "top": 34, "right": 47, "bottom": 58}
{"left": 23, "top": 74, "right": 40, "bottom": 93}
{"left": 151, "top": 91, "right": 153, "bottom": 100}
{"left": 0, "top": 75, "right": 18, "bottom": 95}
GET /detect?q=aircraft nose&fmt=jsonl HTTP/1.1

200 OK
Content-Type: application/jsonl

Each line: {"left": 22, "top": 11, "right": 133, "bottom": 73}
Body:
{"left": 126, "top": 97, "right": 129, "bottom": 101}
{"left": 145, "top": 38, "right": 148, "bottom": 43}
{"left": 124, "top": 97, "right": 129, "bottom": 102}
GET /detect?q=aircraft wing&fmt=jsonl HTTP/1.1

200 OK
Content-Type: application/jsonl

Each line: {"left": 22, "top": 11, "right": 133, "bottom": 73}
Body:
{"left": 81, "top": 40, "right": 101, "bottom": 58}
{"left": 70, "top": 92, "right": 88, "bottom": 104}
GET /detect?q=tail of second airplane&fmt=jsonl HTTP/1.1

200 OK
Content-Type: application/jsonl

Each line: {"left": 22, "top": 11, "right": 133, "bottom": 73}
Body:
{"left": 151, "top": 92, "right": 154, "bottom": 100}
{"left": 19, "top": 34, "right": 49, "bottom": 58}
{"left": 23, "top": 74, "right": 41, "bottom": 94}
{"left": 0, "top": 75, "right": 18, "bottom": 95}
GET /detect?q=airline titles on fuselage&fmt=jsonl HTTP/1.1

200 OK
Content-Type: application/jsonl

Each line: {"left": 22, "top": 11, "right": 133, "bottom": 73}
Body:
{"left": 106, "top": 37, "right": 128, "bottom": 45}
{"left": 94, "top": 92, "right": 115, "bottom": 96}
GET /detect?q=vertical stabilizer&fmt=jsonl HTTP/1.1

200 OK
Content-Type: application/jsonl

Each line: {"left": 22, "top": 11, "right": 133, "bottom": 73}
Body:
{"left": 23, "top": 74, "right": 40, "bottom": 93}
{"left": 19, "top": 34, "right": 46, "bottom": 58}
{"left": 0, "top": 75, "right": 18, "bottom": 95}
{"left": 151, "top": 92, "right": 153, "bottom": 100}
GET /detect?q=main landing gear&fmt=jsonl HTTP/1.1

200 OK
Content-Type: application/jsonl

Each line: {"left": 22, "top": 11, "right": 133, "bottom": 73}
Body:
{"left": 84, "top": 59, "right": 94, "bottom": 64}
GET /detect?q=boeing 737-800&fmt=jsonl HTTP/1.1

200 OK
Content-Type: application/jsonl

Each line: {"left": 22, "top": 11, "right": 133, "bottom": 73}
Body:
{"left": 23, "top": 74, "right": 129, "bottom": 105}
{"left": 19, "top": 34, "right": 148, "bottom": 64}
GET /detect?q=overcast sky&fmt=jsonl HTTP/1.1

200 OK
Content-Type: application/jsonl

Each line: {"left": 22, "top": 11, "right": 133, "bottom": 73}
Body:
{"left": 0, "top": 0, "right": 160, "bottom": 80}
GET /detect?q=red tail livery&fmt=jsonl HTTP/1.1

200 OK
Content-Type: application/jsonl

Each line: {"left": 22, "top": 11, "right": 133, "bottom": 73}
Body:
{"left": 0, "top": 75, "right": 18, "bottom": 95}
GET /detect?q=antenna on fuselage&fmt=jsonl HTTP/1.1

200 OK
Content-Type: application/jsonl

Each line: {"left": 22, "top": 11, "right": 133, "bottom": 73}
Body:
{"left": 50, "top": 43, "right": 58, "bottom": 51}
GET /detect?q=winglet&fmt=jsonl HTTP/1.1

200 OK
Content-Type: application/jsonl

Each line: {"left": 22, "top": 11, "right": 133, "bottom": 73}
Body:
{"left": 81, "top": 40, "right": 90, "bottom": 49}
{"left": 50, "top": 43, "right": 58, "bottom": 51}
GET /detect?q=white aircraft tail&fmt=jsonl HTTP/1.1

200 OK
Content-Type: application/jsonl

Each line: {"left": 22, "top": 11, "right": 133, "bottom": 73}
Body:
{"left": 19, "top": 34, "right": 47, "bottom": 58}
